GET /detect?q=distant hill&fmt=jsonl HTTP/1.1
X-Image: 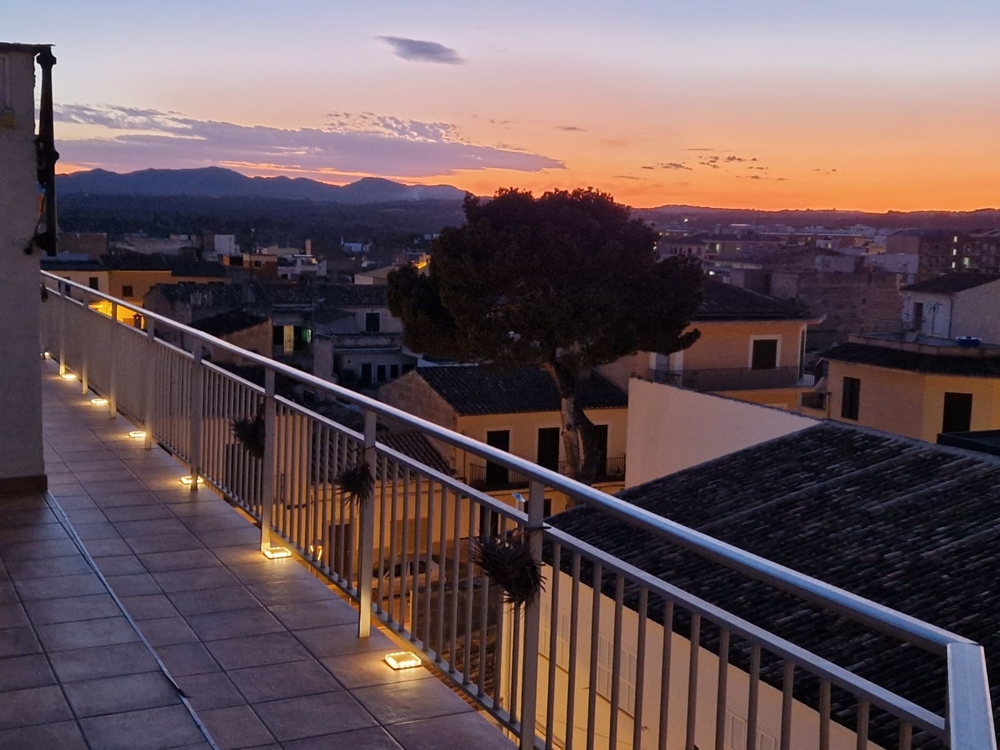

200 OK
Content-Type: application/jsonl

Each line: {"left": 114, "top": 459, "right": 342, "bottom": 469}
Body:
{"left": 58, "top": 167, "right": 468, "bottom": 204}
{"left": 635, "top": 205, "right": 1000, "bottom": 232}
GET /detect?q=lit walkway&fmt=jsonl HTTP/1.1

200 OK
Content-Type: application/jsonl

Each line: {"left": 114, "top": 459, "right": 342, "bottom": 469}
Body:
{"left": 33, "top": 361, "right": 514, "bottom": 750}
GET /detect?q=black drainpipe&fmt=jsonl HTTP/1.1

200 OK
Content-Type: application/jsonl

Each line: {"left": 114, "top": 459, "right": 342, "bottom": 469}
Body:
{"left": 34, "top": 46, "right": 59, "bottom": 256}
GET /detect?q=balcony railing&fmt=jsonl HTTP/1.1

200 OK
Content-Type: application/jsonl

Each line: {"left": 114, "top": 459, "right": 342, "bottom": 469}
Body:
{"left": 651, "top": 365, "right": 810, "bottom": 391}
{"left": 468, "top": 456, "right": 626, "bottom": 491}
{"left": 40, "top": 272, "right": 996, "bottom": 750}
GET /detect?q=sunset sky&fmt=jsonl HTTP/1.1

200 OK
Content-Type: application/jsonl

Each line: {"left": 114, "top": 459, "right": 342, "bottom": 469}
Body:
{"left": 8, "top": 0, "right": 999, "bottom": 211}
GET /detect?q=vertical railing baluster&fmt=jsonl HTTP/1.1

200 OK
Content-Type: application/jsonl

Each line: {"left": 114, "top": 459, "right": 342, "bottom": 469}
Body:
{"left": 143, "top": 319, "right": 155, "bottom": 449}
{"left": 463, "top": 493, "right": 475, "bottom": 681}
{"left": 476, "top": 506, "right": 489, "bottom": 696}
{"left": 388, "top": 459, "right": 399, "bottom": 623}
{"left": 80, "top": 290, "right": 89, "bottom": 396}
{"left": 108, "top": 302, "right": 118, "bottom": 419}
{"left": 259, "top": 369, "right": 276, "bottom": 554}
{"left": 377, "top": 454, "right": 388, "bottom": 614}
{"left": 58, "top": 281, "right": 67, "bottom": 377}
{"left": 358, "top": 410, "right": 376, "bottom": 638}
{"left": 658, "top": 600, "right": 675, "bottom": 750}
{"left": 780, "top": 662, "right": 795, "bottom": 750}
{"left": 715, "top": 629, "right": 730, "bottom": 750}
{"left": 566, "top": 552, "right": 581, "bottom": 750}
{"left": 855, "top": 700, "right": 869, "bottom": 750}
{"left": 633, "top": 587, "right": 648, "bottom": 750}
{"left": 188, "top": 346, "right": 204, "bottom": 491}
{"left": 818, "top": 678, "right": 830, "bottom": 750}
{"left": 411, "top": 473, "right": 422, "bottom": 643}
{"left": 586, "top": 561, "right": 602, "bottom": 750}
{"left": 518, "top": 480, "right": 544, "bottom": 749}
{"left": 424, "top": 478, "right": 434, "bottom": 649}
{"left": 436, "top": 486, "right": 448, "bottom": 660}
{"left": 545, "top": 541, "right": 561, "bottom": 750}
{"left": 609, "top": 574, "right": 625, "bottom": 750}
{"left": 401, "top": 466, "right": 411, "bottom": 630}
{"left": 747, "top": 645, "right": 761, "bottom": 750}
{"left": 449, "top": 487, "right": 461, "bottom": 673}
{"left": 685, "top": 612, "right": 701, "bottom": 750}
{"left": 898, "top": 721, "right": 912, "bottom": 750}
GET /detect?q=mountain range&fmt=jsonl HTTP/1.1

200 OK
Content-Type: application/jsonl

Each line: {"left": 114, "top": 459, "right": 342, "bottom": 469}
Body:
{"left": 58, "top": 167, "right": 468, "bottom": 204}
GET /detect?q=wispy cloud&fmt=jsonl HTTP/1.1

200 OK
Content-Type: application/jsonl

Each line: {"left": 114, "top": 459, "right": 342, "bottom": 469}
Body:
{"left": 556, "top": 125, "right": 585, "bottom": 132}
{"left": 642, "top": 162, "right": 692, "bottom": 171}
{"left": 54, "top": 104, "right": 563, "bottom": 179}
{"left": 377, "top": 36, "right": 464, "bottom": 65}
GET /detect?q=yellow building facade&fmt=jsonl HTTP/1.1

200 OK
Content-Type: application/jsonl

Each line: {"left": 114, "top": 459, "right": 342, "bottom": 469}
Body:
{"left": 823, "top": 335, "right": 1000, "bottom": 442}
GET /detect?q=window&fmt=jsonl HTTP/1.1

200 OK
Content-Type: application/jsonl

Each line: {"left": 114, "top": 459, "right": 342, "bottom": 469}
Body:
{"left": 122, "top": 285, "right": 134, "bottom": 298}
{"left": 390, "top": 364, "right": 399, "bottom": 380}
{"left": 594, "top": 634, "right": 637, "bottom": 715}
{"left": 750, "top": 338, "right": 778, "bottom": 370}
{"left": 913, "top": 302, "right": 924, "bottom": 328}
{"left": 88, "top": 276, "right": 99, "bottom": 290}
{"left": 365, "top": 312, "right": 381, "bottom": 333}
{"left": 537, "top": 427, "right": 560, "bottom": 471}
{"left": 361, "top": 363, "right": 373, "bottom": 383}
{"left": 376, "top": 364, "right": 387, "bottom": 383}
{"left": 942, "top": 392, "right": 973, "bottom": 434}
{"left": 841, "top": 377, "right": 861, "bottom": 420}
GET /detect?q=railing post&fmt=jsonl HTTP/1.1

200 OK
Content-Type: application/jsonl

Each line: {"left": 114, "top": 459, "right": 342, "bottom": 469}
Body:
{"left": 188, "top": 346, "right": 204, "bottom": 491}
{"left": 947, "top": 643, "right": 998, "bottom": 750}
{"left": 108, "top": 302, "right": 118, "bottom": 419}
{"left": 58, "top": 281, "right": 66, "bottom": 377}
{"left": 519, "top": 479, "right": 545, "bottom": 750}
{"left": 143, "top": 319, "right": 156, "bottom": 450}
{"left": 358, "top": 409, "right": 377, "bottom": 638}
{"left": 260, "top": 368, "right": 277, "bottom": 553}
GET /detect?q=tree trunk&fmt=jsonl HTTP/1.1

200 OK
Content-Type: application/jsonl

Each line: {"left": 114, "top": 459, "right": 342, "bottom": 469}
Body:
{"left": 542, "top": 360, "right": 598, "bottom": 487}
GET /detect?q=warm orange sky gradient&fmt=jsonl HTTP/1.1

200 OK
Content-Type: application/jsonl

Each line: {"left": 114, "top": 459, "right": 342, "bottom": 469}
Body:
{"left": 17, "top": 0, "right": 1000, "bottom": 212}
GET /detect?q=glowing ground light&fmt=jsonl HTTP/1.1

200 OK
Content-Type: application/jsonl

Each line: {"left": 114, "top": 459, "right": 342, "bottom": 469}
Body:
{"left": 262, "top": 546, "right": 292, "bottom": 559}
{"left": 61, "top": 373, "right": 76, "bottom": 380}
{"left": 91, "top": 398, "right": 108, "bottom": 406}
{"left": 180, "top": 476, "right": 204, "bottom": 486}
{"left": 128, "top": 430, "right": 146, "bottom": 439}
{"left": 384, "top": 651, "right": 422, "bottom": 670}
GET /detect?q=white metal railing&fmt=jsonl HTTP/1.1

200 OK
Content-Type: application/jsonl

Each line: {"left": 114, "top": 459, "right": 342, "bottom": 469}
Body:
{"left": 40, "top": 272, "right": 996, "bottom": 750}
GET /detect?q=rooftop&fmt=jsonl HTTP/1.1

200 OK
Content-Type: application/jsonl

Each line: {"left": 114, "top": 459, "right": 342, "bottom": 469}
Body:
{"left": 696, "top": 278, "right": 812, "bottom": 321}
{"left": 152, "top": 281, "right": 389, "bottom": 308}
{"left": 42, "top": 254, "right": 227, "bottom": 279}
{"left": 549, "top": 421, "right": 1000, "bottom": 747}
{"left": 824, "top": 337, "right": 1000, "bottom": 377}
{"left": 903, "top": 273, "right": 1000, "bottom": 294}
{"left": 411, "top": 365, "right": 628, "bottom": 415}
{"left": 188, "top": 310, "right": 270, "bottom": 337}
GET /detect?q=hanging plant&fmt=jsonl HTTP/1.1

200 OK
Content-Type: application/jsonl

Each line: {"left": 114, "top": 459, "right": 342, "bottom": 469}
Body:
{"left": 336, "top": 460, "right": 374, "bottom": 508}
{"left": 231, "top": 412, "right": 265, "bottom": 460}
{"left": 472, "top": 531, "right": 543, "bottom": 608}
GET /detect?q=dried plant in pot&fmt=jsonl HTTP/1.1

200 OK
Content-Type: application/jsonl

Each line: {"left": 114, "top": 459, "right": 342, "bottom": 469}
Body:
{"left": 472, "top": 531, "right": 544, "bottom": 608}
{"left": 231, "top": 411, "right": 266, "bottom": 460}
{"left": 336, "top": 460, "right": 374, "bottom": 508}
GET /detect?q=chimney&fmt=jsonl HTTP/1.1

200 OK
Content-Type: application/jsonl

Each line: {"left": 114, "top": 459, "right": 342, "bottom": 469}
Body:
{"left": 305, "top": 239, "right": 312, "bottom": 256}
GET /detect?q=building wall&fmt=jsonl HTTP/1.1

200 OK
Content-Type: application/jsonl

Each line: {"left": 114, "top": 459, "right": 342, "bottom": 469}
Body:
{"left": 48, "top": 269, "right": 110, "bottom": 295}
{"left": 625, "top": 379, "right": 814, "bottom": 487}
{"left": 950, "top": 282, "right": 1000, "bottom": 344}
{"left": 826, "top": 360, "right": 1000, "bottom": 442}
{"left": 769, "top": 271, "right": 903, "bottom": 349}
{"left": 379, "top": 373, "right": 460, "bottom": 464}
{"left": 453, "top": 408, "right": 628, "bottom": 481}
{"left": 903, "top": 292, "right": 951, "bottom": 337}
{"left": 180, "top": 321, "right": 272, "bottom": 365}
{"left": 681, "top": 320, "right": 807, "bottom": 371}
{"left": 0, "top": 49, "right": 45, "bottom": 488}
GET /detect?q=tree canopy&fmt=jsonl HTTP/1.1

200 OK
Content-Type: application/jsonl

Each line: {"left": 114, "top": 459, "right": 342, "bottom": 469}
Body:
{"left": 388, "top": 187, "right": 705, "bottom": 484}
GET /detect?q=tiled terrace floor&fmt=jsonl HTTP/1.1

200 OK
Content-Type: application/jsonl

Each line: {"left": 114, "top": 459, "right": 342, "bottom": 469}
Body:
{"left": 7, "top": 362, "right": 515, "bottom": 750}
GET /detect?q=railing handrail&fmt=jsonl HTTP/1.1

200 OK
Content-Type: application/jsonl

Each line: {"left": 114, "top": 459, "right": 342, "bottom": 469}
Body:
{"left": 40, "top": 274, "right": 980, "bottom": 654}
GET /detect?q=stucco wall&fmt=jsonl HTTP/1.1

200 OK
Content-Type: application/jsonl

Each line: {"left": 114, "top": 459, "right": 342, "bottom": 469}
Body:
{"left": 680, "top": 320, "right": 807, "bottom": 371}
{"left": 951, "top": 282, "right": 1000, "bottom": 344}
{"left": 625, "top": 379, "right": 814, "bottom": 487}
{"left": 379, "top": 372, "right": 459, "bottom": 465}
{"left": 48, "top": 269, "right": 110, "bottom": 295}
{"left": 827, "top": 360, "right": 1000, "bottom": 442}
{"left": 0, "top": 50, "right": 45, "bottom": 486}
{"left": 903, "top": 292, "right": 951, "bottom": 337}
